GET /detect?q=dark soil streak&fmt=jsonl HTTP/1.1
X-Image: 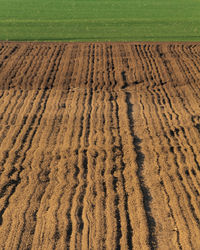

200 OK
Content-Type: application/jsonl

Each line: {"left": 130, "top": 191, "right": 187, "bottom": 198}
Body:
{"left": 0, "top": 86, "right": 50, "bottom": 226}
{"left": 0, "top": 42, "right": 200, "bottom": 249}
{"left": 125, "top": 91, "right": 157, "bottom": 249}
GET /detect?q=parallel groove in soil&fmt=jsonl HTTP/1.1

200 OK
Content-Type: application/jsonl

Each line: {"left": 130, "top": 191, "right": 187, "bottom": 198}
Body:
{"left": 0, "top": 42, "right": 200, "bottom": 249}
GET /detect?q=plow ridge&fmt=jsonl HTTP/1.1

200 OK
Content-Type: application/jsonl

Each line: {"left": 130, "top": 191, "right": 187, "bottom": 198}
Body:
{"left": 0, "top": 42, "right": 200, "bottom": 249}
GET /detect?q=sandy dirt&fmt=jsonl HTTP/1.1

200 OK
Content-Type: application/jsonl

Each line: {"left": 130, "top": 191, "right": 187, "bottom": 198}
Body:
{"left": 0, "top": 42, "right": 200, "bottom": 249}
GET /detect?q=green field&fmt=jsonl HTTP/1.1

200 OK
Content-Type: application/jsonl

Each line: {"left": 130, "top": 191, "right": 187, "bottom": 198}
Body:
{"left": 0, "top": 0, "right": 200, "bottom": 42}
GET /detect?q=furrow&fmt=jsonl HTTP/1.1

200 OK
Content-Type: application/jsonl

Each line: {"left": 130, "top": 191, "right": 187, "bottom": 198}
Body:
{"left": 104, "top": 90, "right": 122, "bottom": 250}
{"left": 0, "top": 45, "right": 65, "bottom": 246}
{"left": 133, "top": 44, "right": 193, "bottom": 248}
{"left": 146, "top": 45, "right": 200, "bottom": 193}
{"left": 138, "top": 92, "right": 182, "bottom": 249}
{"left": 0, "top": 45, "right": 20, "bottom": 73}
{"left": 89, "top": 90, "right": 107, "bottom": 250}
{"left": 0, "top": 42, "right": 200, "bottom": 249}
{"left": 31, "top": 88, "right": 81, "bottom": 249}
{"left": 15, "top": 90, "right": 68, "bottom": 249}
{"left": 0, "top": 45, "right": 60, "bottom": 169}
{"left": 156, "top": 46, "right": 200, "bottom": 191}
{"left": 71, "top": 44, "right": 95, "bottom": 250}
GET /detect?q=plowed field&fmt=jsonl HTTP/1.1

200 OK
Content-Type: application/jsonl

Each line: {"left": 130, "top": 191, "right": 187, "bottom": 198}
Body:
{"left": 0, "top": 42, "right": 200, "bottom": 249}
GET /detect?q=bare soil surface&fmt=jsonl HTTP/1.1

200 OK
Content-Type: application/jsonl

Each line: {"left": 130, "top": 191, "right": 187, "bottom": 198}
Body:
{"left": 0, "top": 42, "right": 200, "bottom": 249}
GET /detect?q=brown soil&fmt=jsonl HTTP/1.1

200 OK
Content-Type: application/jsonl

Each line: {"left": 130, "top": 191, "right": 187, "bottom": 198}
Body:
{"left": 0, "top": 41, "right": 200, "bottom": 249}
